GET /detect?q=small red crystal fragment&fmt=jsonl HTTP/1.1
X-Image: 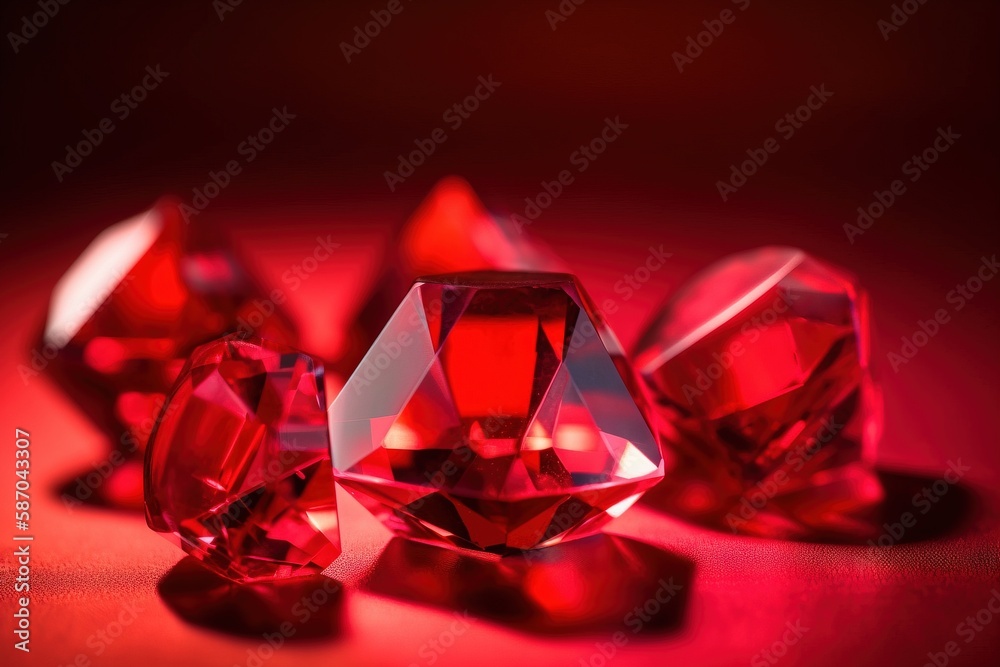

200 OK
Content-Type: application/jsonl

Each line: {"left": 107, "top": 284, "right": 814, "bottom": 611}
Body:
{"left": 145, "top": 336, "right": 339, "bottom": 582}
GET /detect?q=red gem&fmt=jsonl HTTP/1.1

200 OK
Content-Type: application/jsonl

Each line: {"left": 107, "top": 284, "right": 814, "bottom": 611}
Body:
{"left": 342, "top": 177, "right": 562, "bottom": 371}
{"left": 393, "top": 177, "right": 560, "bottom": 276}
{"left": 633, "top": 247, "right": 882, "bottom": 536}
{"left": 145, "top": 336, "right": 339, "bottom": 582}
{"left": 40, "top": 200, "right": 297, "bottom": 507}
{"left": 330, "top": 272, "right": 663, "bottom": 553}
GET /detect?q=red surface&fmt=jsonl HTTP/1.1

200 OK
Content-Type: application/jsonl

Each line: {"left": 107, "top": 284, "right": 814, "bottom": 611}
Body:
{"left": 1, "top": 202, "right": 998, "bottom": 667}
{"left": 1, "top": 1, "right": 998, "bottom": 665}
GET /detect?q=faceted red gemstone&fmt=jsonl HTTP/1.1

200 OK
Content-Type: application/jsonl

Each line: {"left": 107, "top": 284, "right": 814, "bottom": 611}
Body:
{"left": 330, "top": 272, "right": 664, "bottom": 553}
{"left": 40, "top": 199, "right": 297, "bottom": 507}
{"left": 342, "top": 177, "right": 562, "bottom": 371}
{"left": 633, "top": 247, "right": 883, "bottom": 537}
{"left": 393, "top": 177, "right": 560, "bottom": 276}
{"left": 145, "top": 336, "right": 339, "bottom": 582}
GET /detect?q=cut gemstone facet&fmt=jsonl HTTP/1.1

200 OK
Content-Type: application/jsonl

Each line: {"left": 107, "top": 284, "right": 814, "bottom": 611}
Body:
{"left": 40, "top": 200, "right": 297, "bottom": 507}
{"left": 341, "top": 177, "right": 562, "bottom": 371}
{"left": 633, "top": 247, "right": 883, "bottom": 537}
{"left": 145, "top": 336, "right": 339, "bottom": 582}
{"left": 330, "top": 271, "right": 663, "bottom": 553}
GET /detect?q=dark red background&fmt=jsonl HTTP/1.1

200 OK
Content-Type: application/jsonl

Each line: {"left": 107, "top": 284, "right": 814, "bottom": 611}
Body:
{"left": 1, "top": 1, "right": 998, "bottom": 666}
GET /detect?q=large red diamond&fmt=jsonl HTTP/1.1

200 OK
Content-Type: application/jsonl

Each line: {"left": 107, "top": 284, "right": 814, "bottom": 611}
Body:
{"left": 145, "top": 336, "right": 339, "bottom": 582}
{"left": 633, "top": 247, "right": 883, "bottom": 537}
{"left": 341, "top": 177, "right": 562, "bottom": 371}
{"left": 39, "top": 200, "right": 297, "bottom": 507}
{"left": 330, "top": 272, "right": 664, "bottom": 553}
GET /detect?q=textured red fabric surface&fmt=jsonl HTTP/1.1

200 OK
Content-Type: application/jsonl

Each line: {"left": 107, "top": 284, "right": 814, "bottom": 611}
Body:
{"left": 1, "top": 205, "right": 997, "bottom": 667}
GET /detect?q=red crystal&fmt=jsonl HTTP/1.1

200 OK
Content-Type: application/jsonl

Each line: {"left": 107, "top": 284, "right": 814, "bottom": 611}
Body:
{"left": 633, "top": 247, "right": 883, "bottom": 537}
{"left": 145, "top": 336, "right": 339, "bottom": 582}
{"left": 330, "top": 272, "right": 663, "bottom": 553}
{"left": 40, "top": 200, "right": 296, "bottom": 506}
{"left": 341, "top": 177, "right": 562, "bottom": 371}
{"left": 394, "top": 177, "right": 559, "bottom": 276}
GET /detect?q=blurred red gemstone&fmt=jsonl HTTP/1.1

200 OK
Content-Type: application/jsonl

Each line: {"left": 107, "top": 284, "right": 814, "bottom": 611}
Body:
{"left": 145, "top": 336, "right": 339, "bottom": 582}
{"left": 330, "top": 271, "right": 663, "bottom": 553}
{"left": 38, "top": 200, "right": 297, "bottom": 507}
{"left": 633, "top": 247, "right": 883, "bottom": 537}
{"left": 340, "top": 177, "right": 562, "bottom": 371}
